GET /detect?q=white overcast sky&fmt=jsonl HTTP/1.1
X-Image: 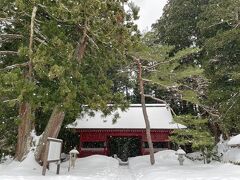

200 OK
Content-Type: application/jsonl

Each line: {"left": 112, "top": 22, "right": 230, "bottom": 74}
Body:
{"left": 130, "top": 0, "right": 168, "bottom": 32}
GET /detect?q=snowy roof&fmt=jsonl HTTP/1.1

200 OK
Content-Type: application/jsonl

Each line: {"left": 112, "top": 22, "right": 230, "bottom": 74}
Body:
{"left": 228, "top": 134, "right": 240, "bottom": 146}
{"left": 67, "top": 104, "right": 186, "bottom": 130}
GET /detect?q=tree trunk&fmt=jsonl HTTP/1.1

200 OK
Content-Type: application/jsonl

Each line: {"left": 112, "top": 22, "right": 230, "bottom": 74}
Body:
{"left": 209, "top": 121, "right": 221, "bottom": 142}
{"left": 15, "top": 6, "right": 38, "bottom": 161}
{"left": 15, "top": 102, "right": 33, "bottom": 161}
{"left": 35, "top": 106, "right": 65, "bottom": 163}
{"left": 135, "top": 58, "right": 155, "bottom": 165}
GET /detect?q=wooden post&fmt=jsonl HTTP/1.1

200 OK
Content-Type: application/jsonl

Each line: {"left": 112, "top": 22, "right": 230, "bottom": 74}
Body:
{"left": 56, "top": 161, "right": 60, "bottom": 174}
{"left": 42, "top": 141, "right": 50, "bottom": 176}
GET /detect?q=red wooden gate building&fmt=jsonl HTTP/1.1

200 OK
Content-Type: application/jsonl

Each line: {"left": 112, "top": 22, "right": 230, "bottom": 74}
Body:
{"left": 68, "top": 104, "right": 185, "bottom": 158}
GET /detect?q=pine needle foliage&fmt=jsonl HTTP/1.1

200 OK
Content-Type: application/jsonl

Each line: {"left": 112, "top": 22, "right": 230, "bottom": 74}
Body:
{"left": 171, "top": 115, "right": 214, "bottom": 151}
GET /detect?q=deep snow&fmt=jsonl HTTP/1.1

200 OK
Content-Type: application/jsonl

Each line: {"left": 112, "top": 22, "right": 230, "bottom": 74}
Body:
{"left": 1, "top": 150, "right": 240, "bottom": 180}
{"left": 228, "top": 134, "right": 240, "bottom": 146}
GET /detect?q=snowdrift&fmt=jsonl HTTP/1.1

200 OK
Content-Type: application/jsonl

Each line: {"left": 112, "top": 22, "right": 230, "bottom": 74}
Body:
{"left": 1, "top": 149, "right": 240, "bottom": 180}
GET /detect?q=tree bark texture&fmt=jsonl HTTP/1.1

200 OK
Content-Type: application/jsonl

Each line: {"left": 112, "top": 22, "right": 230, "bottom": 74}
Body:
{"left": 135, "top": 58, "right": 155, "bottom": 165}
{"left": 35, "top": 106, "right": 65, "bottom": 163}
{"left": 15, "top": 102, "right": 33, "bottom": 161}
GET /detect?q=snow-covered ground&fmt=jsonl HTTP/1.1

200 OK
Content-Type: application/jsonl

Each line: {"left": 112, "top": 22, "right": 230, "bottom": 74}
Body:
{"left": 129, "top": 150, "right": 240, "bottom": 180}
{"left": 1, "top": 150, "right": 240, "bottom": 180}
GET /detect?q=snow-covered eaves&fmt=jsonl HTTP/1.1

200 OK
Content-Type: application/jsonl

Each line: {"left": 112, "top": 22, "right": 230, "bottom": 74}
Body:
{"left": 228, "top": 134, "right": 240, "bottom": 146}
{"left": 67, "top": 104, "right": 186, "bottom": 130}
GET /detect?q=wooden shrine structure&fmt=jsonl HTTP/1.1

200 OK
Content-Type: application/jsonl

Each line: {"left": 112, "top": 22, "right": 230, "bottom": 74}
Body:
{"left": 68, "top": 104, "right": 186, "bottom": 158}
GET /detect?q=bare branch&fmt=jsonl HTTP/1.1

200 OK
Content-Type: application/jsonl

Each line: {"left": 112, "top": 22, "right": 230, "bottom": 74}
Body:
{"left": 143, "top": 94, "right": 177, "bottom": 116}
{"left": 144, "top": 94, "right": 167, "bottom": 104}
{"left": 28, "top": 6, "right": 38, "bottom": 79}
{"left": 0, "top": 51, "right": 18, "bottom": 55}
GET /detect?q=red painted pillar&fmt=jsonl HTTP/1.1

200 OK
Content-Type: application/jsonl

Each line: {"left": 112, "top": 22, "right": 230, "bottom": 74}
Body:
{"left": 141, "top": 136, "right": 144, "bottom": 155}
{"left": 79, "top": 138, "right": 82, "bottom": 157}
{"left": 167, "top": 141, "right": 170, "bottom": 149}
{"left": 106, "top": 136, "right": 110, "bottom": 156}
{"left": 104, "top": 141, "right": 107, "bottom": 156}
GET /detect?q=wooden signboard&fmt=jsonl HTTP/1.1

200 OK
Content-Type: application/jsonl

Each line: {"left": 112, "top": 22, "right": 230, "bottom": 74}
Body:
{"left": 42, "top": 137, "right": 63, "bottom": 176}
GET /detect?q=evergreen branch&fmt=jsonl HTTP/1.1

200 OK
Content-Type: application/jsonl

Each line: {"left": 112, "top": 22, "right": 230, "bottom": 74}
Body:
{"left": 0, "top": 62, "right": 29, "bottom": 71}
{"left": 142, "top": 65, "right": 158, "bottom": 72}
{"left": 145, "top": 77, "right": 218, "bottom": 118}
{"left": 2, "top": 99, "right": 18, "bottom": 103}
{"left": 200, "top": 105, "right": 220, "bottom": 118}
{"left": 34, "top": 28, "right": 48, "bottom": 44}
{"left": 88, "top": 30, "right": 124, "bottom": 58}
{"left": 34, "top": 37, "right": 48, "bottom": 45}
{"left": 0, "top": 34, "right": 23, "bottom": 39}
{"left": 218, "top": 92, "right": 240, "bottom": 121}
{"left": 37, "top": 4, "right": 74, "bottom": 24}
{"left": 206, "top": 19, "right": 233, "bottom": 29}
{"left": 0, "top": 18, "right": 15, "bottom": 22}
{"left": 0, "top": 34, "right": 23, "bottom": 43}
{"left": 141, "top": 59, "right": 176, "bottom": 68}
{"left": 0, "top": 51, "right": 18, "bottom": 55}
{"left": 147, "top": 80, "right": 171, "bottom": 89}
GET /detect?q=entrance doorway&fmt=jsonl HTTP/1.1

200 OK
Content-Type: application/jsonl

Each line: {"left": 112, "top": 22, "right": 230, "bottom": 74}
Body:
{"left": 108, "top": 136, "right": 141, "bottom": 161}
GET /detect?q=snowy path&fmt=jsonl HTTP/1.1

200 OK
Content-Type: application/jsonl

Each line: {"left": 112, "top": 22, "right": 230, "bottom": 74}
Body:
{"left": 115, "top": 166, "right": 135, "bottom": 180}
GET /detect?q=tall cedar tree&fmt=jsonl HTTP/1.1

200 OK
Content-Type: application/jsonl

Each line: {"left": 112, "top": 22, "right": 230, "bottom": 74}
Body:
{"left": 198, "top": 0, "right": 240, "bottom": 136}
{"left": 0, "top": 0, "right": 139, "bottom": 162}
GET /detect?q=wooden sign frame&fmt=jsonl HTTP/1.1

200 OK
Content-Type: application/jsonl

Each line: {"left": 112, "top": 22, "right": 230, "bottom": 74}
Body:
{"left": 42, "top": 137, "right": 63, "bottom": 176}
